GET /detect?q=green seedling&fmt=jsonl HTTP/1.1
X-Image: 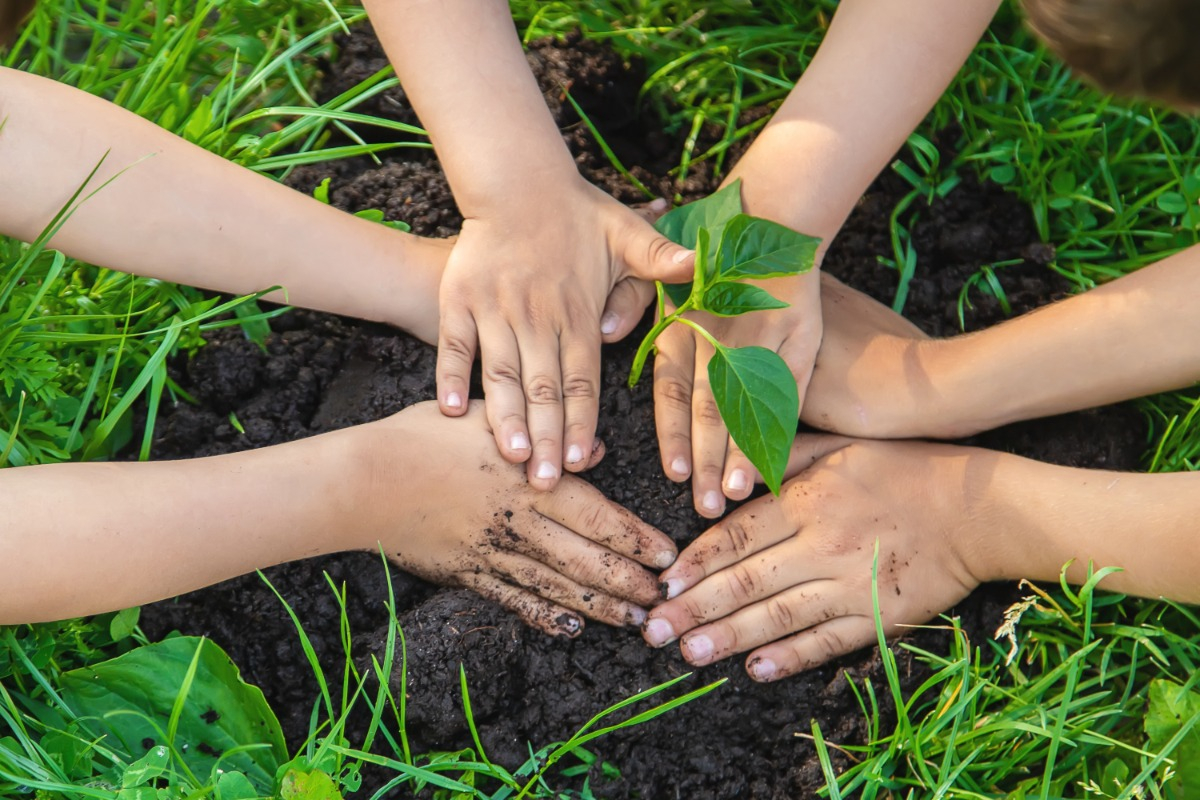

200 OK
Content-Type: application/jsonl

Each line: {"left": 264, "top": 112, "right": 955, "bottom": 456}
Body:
{"left": 627, "top": 180, "right": 819, "bottom": 493}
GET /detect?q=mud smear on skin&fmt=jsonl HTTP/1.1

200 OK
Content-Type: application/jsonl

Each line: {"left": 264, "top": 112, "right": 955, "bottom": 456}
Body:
{"left": 136, "top": 28, "right": 1146, "bottom": 799}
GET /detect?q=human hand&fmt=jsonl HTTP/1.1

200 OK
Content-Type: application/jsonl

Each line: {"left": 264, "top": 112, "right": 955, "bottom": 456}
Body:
{"left": 360, "top": 401, "right": 678, "bottom": 637}
{"left": 652, "top": 268, "right": 823, "bottom": 518}
{"left": 435, "top": 181, "right": 693, "bottom": 492}
{"left": 642, "top": 434, "right": 996, "bottom": 680}
{"left": 802, "top": 274, "right": 965, "bottom": 438}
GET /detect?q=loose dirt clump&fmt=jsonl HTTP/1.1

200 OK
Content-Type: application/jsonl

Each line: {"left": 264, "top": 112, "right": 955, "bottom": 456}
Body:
{"left": 138, "top": 28, "right": 1146, "bottom": 799}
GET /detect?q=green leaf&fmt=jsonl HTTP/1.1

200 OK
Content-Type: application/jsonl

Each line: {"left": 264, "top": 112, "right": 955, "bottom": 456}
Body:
{"left": 702, "top": 283, "right": 790, "bottom": 317}
{"left": 216, "top": 771, "right": 259, "bottom": 800}
{"left": 664, "top": 281, "right": 693, "bottom": 307}
{"left": 123, "top": 745, "right": 170, "bottom": 788}
{"left": 1144, "top": 678, "right": 1200, "bottom": 795}
{"left": 109, "top": 607, "right": 141, "bottom": 642}
{"left": 654, "top": 179, "right": 744, "bottom": 249}
{"left": 60, "top": 637, "right": 287, "bottom": 793}
{"left": 707, "top": 346, "right": 799, "bottom": 494}
{"left": 280, "top": 768, "right": 344, "bottom": 800}
{"left": 1156, "top": 191, "right": 1190, "bottom": 215}
{"left": 714, "top": 214, "right": 819, "bottom": 280}
{"left": 313, "top": 178, "right": 331, "bottom": 204}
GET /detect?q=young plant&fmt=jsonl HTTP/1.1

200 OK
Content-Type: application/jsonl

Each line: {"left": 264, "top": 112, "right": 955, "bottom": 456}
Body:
{"left": 627, "top": 179, "right": 820, "bottom": 493}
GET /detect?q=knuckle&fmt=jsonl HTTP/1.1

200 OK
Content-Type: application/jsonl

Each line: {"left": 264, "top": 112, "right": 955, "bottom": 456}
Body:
{"left": 725, "top": 563, "right": 759, "bottom": 603}
{"left": 655, "top": 378, "right": 692, "bottom": 410}
{"left": 561, "top": 372, "right": 597, "bottom": 401}
{"left": 765, "top": 597, "right": 798, "bottom": 634}
{"left": 694, "top": 395, "right": 725, "bottom": 427}
{"left": 439, "top": 334, "right": 476, "bottom": 365}
{"left": 680, "top": 594, "right": 709, "bottom": 627}
{"left": 720, "top": 519, "right": 755, "bottom": 559}
{"left": 810, "top": 625, "right": 850, "bottom": 663}
{"left": 483, "top": 359, "right": 522, "bottom": 387}
{"left": 525, "top": 374, "right": 562, "bottom": 405}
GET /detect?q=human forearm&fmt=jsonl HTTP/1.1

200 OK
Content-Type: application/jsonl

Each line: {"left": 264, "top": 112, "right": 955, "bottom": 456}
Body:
{"left": 729, "top": 0, "right": 1000, "bottom": 239}
{"left": 968, "top": 451, "right": 1200, "bottom": 603}
{"left": 932, "top": 245, "right": 1200, "bottom": 433}
{"left": 0, "top": 426, "right": 369, "bottom": 624}
{"left": 0, "top": 67, "right": 446, "bottom": 341}
{"left": 362, "top": 0, "right": 578, "bottom": 213}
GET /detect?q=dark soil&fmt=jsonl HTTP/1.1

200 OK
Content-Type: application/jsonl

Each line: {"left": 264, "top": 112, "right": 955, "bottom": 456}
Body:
{"left": 136, "top": 27, "right": 1147, "bottom": 799}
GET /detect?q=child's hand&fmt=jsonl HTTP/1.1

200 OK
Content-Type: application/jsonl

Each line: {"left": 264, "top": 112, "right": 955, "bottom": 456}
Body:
{"left": 802, "top": 274, "right": 963, "bottom": 438}
{"left": 362, "top": 401, "right": 678, "bottom": 637}
{"left": 435, "top": 181, "right": 694, "bottom": 492}
{"left": 641, "top": 435, "right": 993, "bottom": 679}
{"left": 651, "top": 270, "right": 823, "bottom": 518}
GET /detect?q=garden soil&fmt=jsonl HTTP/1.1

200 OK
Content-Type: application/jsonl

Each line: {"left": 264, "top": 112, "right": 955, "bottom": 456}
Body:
{"left": 136, "top": 27, "right": 1147, "bottom": 799}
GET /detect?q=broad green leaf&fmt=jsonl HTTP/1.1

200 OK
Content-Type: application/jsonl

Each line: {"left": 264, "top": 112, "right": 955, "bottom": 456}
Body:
{"left": 702, "top": 283, "right": 790, "bottom": 317}
{"left": 715, "top": 214, "right": 819, "bottom": 281}
{"left": 216, "top": 771, "right": 259, "bottom": 800}
{"left": 61, "top": 636, "right": 287, "bottom": 793}
{"left": 654, "top": 179, "right": 744, "bottom": 250}
{"left": 707, "top": 346, "right": 799, "bottom": 494}
{"left": 1144, "top": 678, "right": 1200, "bottom": 795}
{"left": 664, "top": 281, "right": 692, "bottom": 307}
{"left": 123, "top": 745, "right": 169, "bottom": 788}
{"left": 280, "top": 768, "right": 344, "bottom": 800}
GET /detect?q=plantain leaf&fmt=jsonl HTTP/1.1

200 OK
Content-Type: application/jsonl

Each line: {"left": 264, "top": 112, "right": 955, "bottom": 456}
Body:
{"left": 707, "top": 345, "right": 799, "bottom": 494}
{"left": 702, "top": 283, "right": 790, "bottom": 317}
{"left": 60, "top": 636, "right": 286, "bottom": 792}
{"left": 1144, "top": 679, "right": 1200, "bottom": 795}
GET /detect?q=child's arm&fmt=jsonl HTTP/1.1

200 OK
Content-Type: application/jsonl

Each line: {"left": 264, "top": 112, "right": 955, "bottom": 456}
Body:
{"left": 0, "top": 401, "right": 675, "bottom": 631}
{"left": 803, "top": 243, "right": 1200, "bottom": 438}
{"left": 641, "top": 434, "right": 1200, "bottom": 681}
{"left": 360, "top": 0, "right": 694, "bottom": 492}
{"left": 651, "top": 0, "right": 1002, "bottom": 518}
{"left": 0, "top": 66, "right": 447, "bottom": 343}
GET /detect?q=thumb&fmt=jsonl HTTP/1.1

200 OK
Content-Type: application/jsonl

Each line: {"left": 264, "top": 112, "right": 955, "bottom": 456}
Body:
{"left": 782, "top": 433, "right": 852, "bottom": 481}
{"left": 620, "top": 219, "right": 695, "bottom": 284}
{"left": 600, "top": 277, "right": 656, "bottom": 343}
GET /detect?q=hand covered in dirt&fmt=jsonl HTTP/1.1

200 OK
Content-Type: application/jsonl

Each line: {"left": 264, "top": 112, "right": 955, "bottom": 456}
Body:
{"left": 642, "top": 435, "right": 993, "bottom": 681}
{"left": 802, "top": 274, "right": 962, "bottom": 439}
{"left": 653, "top": 269, "right": 822, "bottom": 518}
{"left": 362, "top": 401, "right": 678, "bottom": 637}
{"left": 434, "top": 180, "right": 694, "bottom": 493}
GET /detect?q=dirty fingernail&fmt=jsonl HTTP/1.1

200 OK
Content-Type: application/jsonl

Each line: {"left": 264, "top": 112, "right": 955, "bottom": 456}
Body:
{"left": 625, "top": 606, "right": 647, "bottom": 627}
{"left": 510, "top": 432, "right": 530, "bottom": 452}
{"left": 670, "top": 456, "right": 689, "bottom": 477}
{"left": 672, "top": 248, "right": 695, "bottom": 264}
{"left": 684, "top": 634, "right": 713, "bottom": 663}
{"left": 726, "top": 469, "right": 748, "bottom": 493}
{"left": 655, "top": 551, "right": 676, "bottom": 569}
{"left": 558, "top": 615, "right": 582, "bottom": 637}
{"left": 701, "top": 491, "right": 722, "bottom": 513}
{"left": 566, "top": 444, "right": 584, "bottom": 464}
{"left": 445, "top": 391, "right": 463, "bottom": 409}
{"left": 643, "top": 617, "right": 675, "bottom": 647}
{"left": 535, "top": 461, "right": 558, "bottom": 481}
{"left": 749, "top": 657, "right": 777, "bottom": 682}
{"left": 600, "top": 312, "right": 620, "bottom": 335}
{"left": 662, "top": 578, "right": 684, "bottom": 600}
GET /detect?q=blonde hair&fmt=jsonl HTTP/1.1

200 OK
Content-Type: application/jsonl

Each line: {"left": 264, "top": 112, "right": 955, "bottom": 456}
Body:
{"left": 0, "top": 0, "right": 34, "bottom": 44}
{"left": 1023, "top": 0, "right": 1200, "bottom": 107}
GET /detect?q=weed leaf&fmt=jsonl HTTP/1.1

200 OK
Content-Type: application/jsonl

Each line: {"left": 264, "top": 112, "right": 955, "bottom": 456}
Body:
{"left": 716, "top": 215, "right": 819, "bottom": 280}
{"left": 707, "top": 346, "right": 799, "bottom": 494}
{"left": 702, "top": 283, "right": 790, "bottom": 316}
{"left": 654, "top": 179, "right": 743, "bottom": 249}
{"left": 1144, "top": 679, "right": 1200, "bottom": 794}
{"left": 60, "top": 637, "right": 287, "bottom": 792}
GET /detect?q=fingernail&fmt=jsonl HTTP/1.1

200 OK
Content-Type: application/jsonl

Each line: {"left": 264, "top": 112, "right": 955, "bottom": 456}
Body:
{"left": 670, "top": 457, "right": 689, "bottom": 477}
{"left": 663, "top": 578, "right": 684, "bottom": 600}
{"left": 726, "top": 469, "right": 748, "bottom": 493}
{"left": 643, "top": 618, "right": 676, "bottom": 647}
{"left": 600, "top": 312, "right": 620, "bottom": 336}
{"left": 625, "top": 606, "right": 647, "bottom": 627}
{"left": 749, "top": 656, "right": 777, "bottom": 682}
{"left": 649, "top": 197, "right": 668, "bottom": 211}
{"left": 558, "top": 615, "right": 582, "bottom": 637}
{"left": 592, "top": 437, "right": 603, "bottom": 454}
{"left": 510, "top": 432, "right": 530, "bottom": 452}
{"left": 566, "top": 444, "right": 584, "bottom": 464}
{"left": 445, "top": 392, "right": 463, "bottom": 409}
{"left": 655, "top": 551, "right": 676, "bottom": 569}
{"left": 701, "top": 490, "right": 722, "bottom": 513}
{"left": 684, "top": 634, "right": 713, "bottom": 663}
{"left": 672, "top": 248, "right": 695, "bottom": 264}
{"left": 535, "top": 461, "right": 558, "bottom": 481}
